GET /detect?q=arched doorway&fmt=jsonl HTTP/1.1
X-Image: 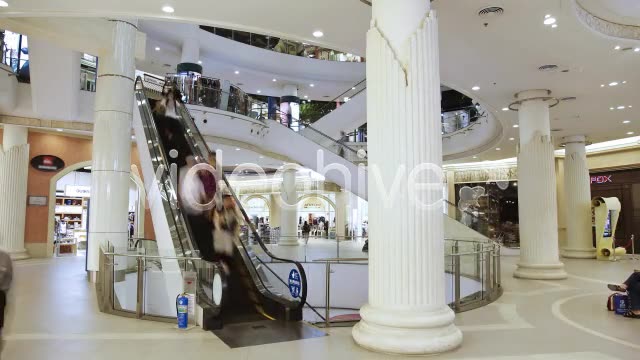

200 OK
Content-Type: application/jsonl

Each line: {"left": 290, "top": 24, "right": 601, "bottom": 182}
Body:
{"left": 297, "top": 194, "right": 336, "bottom": 237}
{"left": 46, "top": 161, "right": 146, "bottom": 258}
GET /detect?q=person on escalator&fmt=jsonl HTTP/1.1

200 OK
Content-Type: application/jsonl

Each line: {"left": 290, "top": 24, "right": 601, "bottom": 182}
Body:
{"left": 211, "top": 184, "right": 242, "bottom": 273}
{"left": 152, "top": 87, "right": 190, "bottom": 167}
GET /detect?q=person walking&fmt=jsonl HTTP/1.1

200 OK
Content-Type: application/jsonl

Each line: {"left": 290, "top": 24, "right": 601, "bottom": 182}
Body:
{"left": 0, "top": 249, "right": 13, "bottom": 353}
{"left": 302, "top": 221, "right": 311, "bottom": 244}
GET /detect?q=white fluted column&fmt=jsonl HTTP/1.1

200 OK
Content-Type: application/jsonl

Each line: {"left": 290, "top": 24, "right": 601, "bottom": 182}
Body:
{"left": 512, "top": 90, "right": 567, "bottom": 279}
{"left": 562, "top": 135, "right": 595, "bottom": 258}
{"left": 87, "top": 19, "right": 137, "bottom": 273}
{"left": 278, "top": 169, "right": 299, "bottom": 245}
{"left": 0, "top": 125, "right": 29, "bottom": 259}
{"left": 180, "top": 26, "right": 200, "bottom": 64}
{"left": 352, "top": 0, "right": 462, "bottom": 354}
{"left": 335, "top": 189, "right": 348, "bottom": 238}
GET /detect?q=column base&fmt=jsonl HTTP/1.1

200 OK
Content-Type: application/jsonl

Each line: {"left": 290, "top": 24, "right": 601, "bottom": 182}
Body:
{"left": 352, "top": 304, "right": 462, "bottom": 355}
{"left": 562, "top": 247, "right": 596, "bottom": 259}
{"left": 8, "top": 249, "right": 30, "bottom": 260}
{"left": 514, "top": 262, "right": 567, "bottom": 280}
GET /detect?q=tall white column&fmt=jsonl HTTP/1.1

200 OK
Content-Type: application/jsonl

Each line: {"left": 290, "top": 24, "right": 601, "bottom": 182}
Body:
{"left": 335, "top": 189, "right": 348, "bottom": 238}
{"left": 512, "top": 90, "right": 567, "bottom": 279}
{"left": 0, "top": 125, "right": 30, "bottom": 259}
{"left": 278, "top": 169, "right": 299, "bottom": 245}
{"left": 562, "top": 135, "right": 595, "bottom": 258}
{"left": 180, "top": 26, "right": 200, "bottom": 64}
{"left": 352, "top": 0, "right": 462, "bottom": 354}
{"left": 87, "top": 19, "right": 137, "bottom": 272}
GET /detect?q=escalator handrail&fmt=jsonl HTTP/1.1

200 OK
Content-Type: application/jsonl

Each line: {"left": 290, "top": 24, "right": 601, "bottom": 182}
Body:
{"left": 164, "top": 81, "right": 309, "bottom": 311}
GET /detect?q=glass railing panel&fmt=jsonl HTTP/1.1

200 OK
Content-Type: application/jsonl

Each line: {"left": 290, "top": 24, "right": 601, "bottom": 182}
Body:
{"left": 143, "top": 257, "right": 189, "bottom": 318}
{"left": 112, "top": 252, "right": 138, "bottom": 314}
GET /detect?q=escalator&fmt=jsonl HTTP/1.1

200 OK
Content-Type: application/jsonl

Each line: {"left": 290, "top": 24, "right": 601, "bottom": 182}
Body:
{"left": 133, "top": 77, "right": 312, "bottom": 331}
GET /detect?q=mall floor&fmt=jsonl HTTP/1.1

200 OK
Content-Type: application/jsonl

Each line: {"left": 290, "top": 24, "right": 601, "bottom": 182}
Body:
{"left": 3, "top": 243, "right": 640, "bottom": 360}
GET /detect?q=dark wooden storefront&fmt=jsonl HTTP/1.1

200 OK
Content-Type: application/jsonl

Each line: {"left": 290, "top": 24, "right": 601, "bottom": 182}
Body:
{"left": 590, "top": 168, "right": 640, "bottom": 254}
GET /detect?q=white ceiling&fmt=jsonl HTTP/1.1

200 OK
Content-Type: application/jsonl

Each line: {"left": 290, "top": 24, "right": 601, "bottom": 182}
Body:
{"left": 137, "top": 20, "right": 365, "bottom": 100}
{"left": 578, "top": 0, "right": 640, "bottom": 26}
{"left": 1, "top": 0, "right": 639, "bottom": 164}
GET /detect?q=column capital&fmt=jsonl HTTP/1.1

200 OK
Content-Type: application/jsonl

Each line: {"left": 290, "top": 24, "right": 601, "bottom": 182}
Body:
{"left": 509, "top": 89, "right": 559, "bottom": 111}
{"left": 561, "top": 135, "right": 591, "bottom": 147}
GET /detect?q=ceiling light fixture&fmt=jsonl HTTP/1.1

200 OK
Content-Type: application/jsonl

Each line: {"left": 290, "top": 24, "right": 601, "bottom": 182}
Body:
{"left": 610, "top": 107, "right": 615, "bottom": 110}
{"left": 472, "top": 156, "right": 478, "bottom": 159}
{"left": 256, "top": 90, "right": 261, "bottom": 94}
{"left": 623, "top": 120, "right": 630, "bottom": 124}
{"left": 614, "top": 45, "right": 621, "bottom": 50}
{"left": 609, "top": 82, "right": 619, "bottom": 86}
{"left": 259, "top": 155, "right": 264, "bottom": 159}
{"left": 502, "top": 107, "right": 509, "bottom": 111}
{"left": 304, "top": 95, "right": 309, "bottom": 99}
{"left": 617, "top": 105, "right": 625, "bottom": 109}
{"left": 343, "top": 97, "right": 350, "bottom": 102}
{"left": 471, "top": 86, "right": 480, "bottom": 91}
{"left": 0, "top": 1, "right": 8, "bottom": 7}
{"left": 629, "top": 105, "right": 633, "bottom": 108}
{"left": 635, "top": 48, "right": 640, "bottom": 52}
{"left": 600, "top": 84, "right": 605, "bottom": 87}
{"left": 234, "top": 70, "right": 240, "bottom": 75}
{"left": 162, "top": 5, "right": 174, "bottom": 13}
{"left": 551, "top": 24, "right": 558, "bottom": 28}
{"left": 235, "top": 148, "right": 241, "bottom": 151}
{"left": 627, "top": 132, "right": 635, "bottom": 135}
{"left": 495, "top": 147, "right": 501, "bottom": 151}
{"left": 513, "top": 124, "right": 519, "bottom": 128}
{"left": 56, "top": 128, "right": 63, "bottom": 132}
{"left": 352, "top": 87, "right": 356, "bottom": 90}
{"left": 155, "top": 46, "right": 160, "bottom": 51}
{"left": 312, "top": 30, "right": 324, "bottom": 38}
{"left": 508, "top": 137, "right": 515, "bottom": 141}
{"left": 309, "top": 84, "right": 314, "bottom": 87}
{"left": 545, "top": 14, "right": 551, "bottom": 19}
{"left": 622, "top": 81, "right": 627, "bottom": 84}
{"left": 197, "top": 60, "right": 202, "bottom": 64}
{"left": 272, "top": 78, "right": 277, "bottom": 82}
{"left": 543, "top": 17, "right": 556, "bottom": 25}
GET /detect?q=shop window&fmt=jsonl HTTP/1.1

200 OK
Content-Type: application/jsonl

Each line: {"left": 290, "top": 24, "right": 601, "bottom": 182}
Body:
{"left": 1, "top": 30, "right": 30, "bottom": 82}
{"left": 80, "top": 53, "right": 97, "bottom": 92}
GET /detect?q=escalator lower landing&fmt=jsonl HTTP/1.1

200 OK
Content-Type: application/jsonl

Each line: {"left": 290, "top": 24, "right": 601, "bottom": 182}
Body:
{"left": 211, "top": 320, "right": 327, "bottom": 348}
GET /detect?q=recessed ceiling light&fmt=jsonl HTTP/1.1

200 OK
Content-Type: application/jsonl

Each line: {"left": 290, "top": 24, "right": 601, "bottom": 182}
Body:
{"left": 622, "top": 81, "right": 627, "bottom": 84}
{"left": 543, "top": 17, "right": 556, "bottom": 25}
{"left": 508, "top": 137, "right": 515, "bottom": 141}
{"left": 617, "top": 105, "right": 625, "bottom": 109}
{"left": 259, "top": 155, "right": 264, "bottom": 159}
{"left": 495, "top": 147, "right": 501, "bottom": 150}
{"left": 629, "top": 105, "right": 633, "bottom": 108}
{"left": 610, "top": 107, "right": 615, "bottom": 110}
{"left": 312, "top": 30, "right": 324, "bottom": 38}
{"left": 304, "top": 95, "right": 309, "bottom": 98}
{"left": 472, "top": 156, "right": 478, "bottom": 159}
{"left": 131, "top": 136, "right": 136, "bottom": 140}
{"left": 56, "top": 128, "right": 63, "bottom": 132}
{"left": 272, "top": 78, "right": 277, "bottom": 82}
{"left": 600, "top": 84, "right": 605, "bottom": 87}
{"left": 155, "top": 46, "right": 161, "bottom": 51}
{"left": 235, "top": 163, "right": 239, "bottom": 166}
{"left": 343, "top": 97, "right": 350, "bottom": 102}
{"left": 309, "top": 84, "right": 314, "bottom": 87}
{"left": 161, "top": 5, "right": 174, "bottom": 13}
{"left": 551, "top": 24, "right": 558, "bottom": 28}
{"left": 545, "top": 14, "right": 551, "bottom": 19}
{"left": 235, "top": 148, "right": 241, "bottom": 151}
{"left": 471, "top": 86, "right": 480, "bottom": 91}
{"left": 614, "top": 45, "right": 621, "bottom": 50}
{"left": 513, "top": 124, "right": 519, "bottom": 128}
{"left": 627, "top": 132, "right": 635, "bottom": 135}
{"left": 609, "top": 82, "right": 619, "bottom": 86}
{"left": 256, "top": 90, "right": 261, "bottom": 94}
{"left": 197, "top": 60, "right": 202, "bottom": 64}
{"left": 623, "top": 120, "right": 630, "bottom": 124}
{"left": 635, "top": 48, "right": 640, "bottom": 52}
{"left": 352, "top": 87, "right": 356, "bottom": 90}
{"left": 234, "top": 70, "right": 239, "bottom": 75}
{"left": 0, "top": 1, "right": 8, "bottom": 7}
{"left": 502, "top": 107, "right": 509, "bottom": 111}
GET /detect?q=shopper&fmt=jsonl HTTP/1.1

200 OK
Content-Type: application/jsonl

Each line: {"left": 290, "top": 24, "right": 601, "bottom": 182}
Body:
{"left": 211, "top": 185, "right": 243, "bottom": 272}
{"left": 0, "top": 248, "right": 12, "bottom": 353}
{"left": 302, "top": 221, "right": 310, "bottom": 244}
{"left": 608, "top": 270, "right": 640, "bottom": 318}
{"left": 152, "top": 87, "right": 190, "bottom": 167}
{"left": 324, "top": 221, "right": 329, "bottom": 238}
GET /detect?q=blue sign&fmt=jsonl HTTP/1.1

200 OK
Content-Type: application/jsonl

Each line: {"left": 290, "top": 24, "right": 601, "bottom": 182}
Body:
{"left": 288, "top": 269, "right": 301, "bottom": 299}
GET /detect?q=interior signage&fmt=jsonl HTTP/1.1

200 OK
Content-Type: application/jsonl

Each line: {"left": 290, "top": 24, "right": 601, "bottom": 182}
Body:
{"left": 590, "top": 175, "right": 612, "bottom": 184}
{"left": 65, "top": 185, "right": 91, "bottom": 198}
{"left": 30, "top": 155, "right": 65, "bottom": 172}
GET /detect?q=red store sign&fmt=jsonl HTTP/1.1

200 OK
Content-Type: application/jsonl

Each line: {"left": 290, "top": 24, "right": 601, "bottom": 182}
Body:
{"left": 590, "top": 175, "right": 612, "bottom": 184}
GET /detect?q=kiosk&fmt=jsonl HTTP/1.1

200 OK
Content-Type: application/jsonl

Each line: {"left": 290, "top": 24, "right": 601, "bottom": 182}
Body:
{"left": 592, "top": 196, "right": 625, "bottom": 260}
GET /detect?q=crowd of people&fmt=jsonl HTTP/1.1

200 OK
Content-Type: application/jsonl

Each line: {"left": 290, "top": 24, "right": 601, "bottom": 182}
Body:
{"left": 152, "top": 85, "right": 243, "bottom": 272}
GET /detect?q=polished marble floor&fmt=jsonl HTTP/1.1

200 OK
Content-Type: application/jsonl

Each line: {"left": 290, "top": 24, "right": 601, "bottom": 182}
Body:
{"left": 3, "top": 250, "right": 640, "bottom": 359}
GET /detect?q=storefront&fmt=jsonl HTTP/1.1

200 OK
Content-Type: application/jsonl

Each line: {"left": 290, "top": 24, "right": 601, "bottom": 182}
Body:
{"left": 298, "top": 195, "right": 336, "bottom": 236}
{"left": 589, "top": 168, "right": 640, "bottom": 253}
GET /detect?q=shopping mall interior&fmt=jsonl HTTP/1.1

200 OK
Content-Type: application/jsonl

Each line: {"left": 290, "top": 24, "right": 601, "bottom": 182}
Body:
{"left": 0, "top": 0, "right": 639, "bottom": 359}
